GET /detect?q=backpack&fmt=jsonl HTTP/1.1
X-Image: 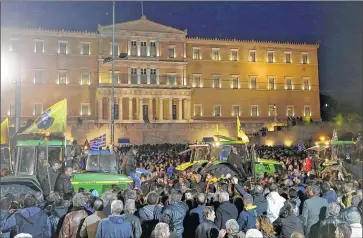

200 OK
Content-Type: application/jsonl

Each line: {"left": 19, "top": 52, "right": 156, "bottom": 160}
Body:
{"left": 14, "top": 210, "right": 50, "bottom": 238}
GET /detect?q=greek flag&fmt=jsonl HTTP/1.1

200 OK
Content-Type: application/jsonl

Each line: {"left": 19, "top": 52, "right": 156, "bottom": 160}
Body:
{"left": 89, "top": 133, "right": 107, "bottom": 150}
{"left": 298, "top": 144, "right": 305, "bottom": 152}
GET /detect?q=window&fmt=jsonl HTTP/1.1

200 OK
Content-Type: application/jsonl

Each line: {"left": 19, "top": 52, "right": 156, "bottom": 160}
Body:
{"left": 59, "top": 42, "right": 67, "bottom": 54}
{"left": 150, "top": 69, "right": 157, "bottom": 84}
{"left": 140, "top": 41, "right": 147, "bottom": 57}
{"left": 212, "top": 49, "right": 220, "bottom": 61}
{"left": 35, "top": 40, "right": 44, "bottom": 53}
{"left": 249, "top": 50, "right": 256, "bottom": 62}
{"left": 232, "top": 105, "right": 240, "bottom": 116}
{"left": 213, "top": 75, "right": 221, "bottom": 88}
{"left": 285, "top": 52, "right": 291, "bottom": 63}
{"left": 81, "top": 43, "right": 90, "bottom": 55}
{"left": 9, "top": 104, "right": 15, "bottom": 116}
{"left": 269, "top": 105, "right": 277, "bottom": 116}
{"left": 131, "top": 68, "right": 137, "bottom": 84}
{"left": 150, "top": 42, "right": 156, "bottom": 57}
{"left": 112, "top": 44, "right": 119, "bottom": 56}
{"left": 168, "top": 47, "right": 175, "bottom": 58}
{"left": 167, "top": 74, "right": 176, "bottom": 85}
{"left": 231, "top": 76, "right": 239, "bottom": 89}
{"left": 285, "top": 78, "right": 293, "bottom": 90}
{"left": 81, "top": 103, "right": 90, "bottom": 116}
{"left": 193, "top": 48, "right": 200, "bottom": 60}
{"left": 268, "top": 77, "right": 275, "bottom": 90}
{"left": 302, "top": 77, "right": 310, "bottom": 90}
{"left": 214, "top": 105, "right": 221, "bottom": 117}
{"left": 131, "top": 41, "right": 137, "bottom": 56}
{"left": 192, "top": 75, "right": 202, "bottom": 88}
{"left": 251, "top": 105, "right": 259, "bottom": 117}
{"left": 194, "top": 104, "right": 202, "bottom": 117}
{"left": 34, "top": 104, "right": 43, "bottom": 116}
{"left": 231, "top": 49, "right": 238, "bottom": 61}
{"left": 250, "top": 77, "right": 257, "bottom": 89}
{"left": 81, "top": 73, "right": 90, "bottom": 85}
{"left": 58, "top": 72, "right": 67, "bottom": 85}
{"left": 34, "top": 71, "right": 43, "bottom": 85}
{"left": 302, "top": 53, "right": 308, "bottom": 64}
{"left": 140, "top": 68, "right": 147, "bottom": 84}
{"left": 109, "top": 71, "right": 120, "bottom": 83}
{"left": 9, "top": 39, "right": 19, "bottom": 52}
{"left": 267, "top": 51, "right": 274, "bottom": 63}
{"left": 287, "top": 106, "right": 294, "bottom": 117}
{"left": 304, "top": 106, "right": 311, "bottom": 117}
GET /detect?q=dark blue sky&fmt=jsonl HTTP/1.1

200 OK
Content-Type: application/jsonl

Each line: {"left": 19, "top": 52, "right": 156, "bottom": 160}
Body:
{"left": 1, "top": 1, "right": 362, "bottom": 108}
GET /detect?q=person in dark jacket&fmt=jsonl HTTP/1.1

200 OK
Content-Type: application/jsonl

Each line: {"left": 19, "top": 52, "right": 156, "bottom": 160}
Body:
{"left": 137, "top": 191, "right": 162, "bottom": 223}
{"left": 48, "top": 161, "right": 60, "bottom": 191}
{"left": 274, "top": 201, "right": 304, "bottom": 238}
{"left": 54, "top": 166, "right": 74, "bottom": 200}
{"left": 215, "top": 192, "right": 238, "bottom": 229}
{"left": 190, "top": 193, "right": 207, "bottom": 224}
{"left": 122, "top": 199, "right": 142, "bottom": 238}
{"left": 162, "top": 190, "right": 189, "bottom": 238}
{"left": 191, "top": 174, "right": 206, "bottom": 193}
{"left": 321, "top": 182, "right": 337, "bottom": 204}
{"left": 195, "top": 206, "right": 219, "bottom": 238}
{"left": 237, "top": 194, "right": 258, "bottom": 232}
{"left": 227, "top": 146, "right": 247, "bottom": 179}
{"left": 253, "top": 185, "right": 268, "bottom": 216}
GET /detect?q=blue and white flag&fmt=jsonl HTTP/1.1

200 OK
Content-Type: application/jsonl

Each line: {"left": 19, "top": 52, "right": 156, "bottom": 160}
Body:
{"left": 298, "top": 144, "right": 305, "bottom": 152}
{"left": 89, "top": 133, "right": 107, "bottom": 150}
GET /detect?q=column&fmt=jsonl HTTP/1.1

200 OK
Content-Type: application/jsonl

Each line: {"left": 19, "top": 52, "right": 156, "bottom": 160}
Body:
{"left": 183, "top": 42, "right": 186, "bottom": 59}
{"left": 147, "top": 42, "right": 150, "bottom": 57}
{"left": 186, "top": 99, "right": 191, "bottom": 119}
{"left": 98, "top": 99, "right": 102, "bottom": 120}
{"left": 147, "top": 68, "right": 150, "bottom": 84}
{"left": 156, "top": 42, "right": 160, "bottom": 57}
{"left": 128, "top": 97, "right": 133, "bottom": 120}
{"left": 127, "top": 68, "right": 131, "bottom": 84}
{"left": 178, "top": 98, "right": 183, "bottom": 120}
{"left": 137, "top": 68, "right": 141, "bottom": 84}
{"left": 149, "top": 98, "right": 153, "bottom": 120}
{"left": 183, "top": 66, "right": 187, "bottom": 86}
{"left": 139, "top": 98, "right": 143, "bottom": 120}
{"left": 127, "top": 41, "right": 131, "bottom": 56}
{"left": 156, "top": 69, "right": 160, "bottom": 85}
{"left": 159, "top": 98, "right": 163, "bottom": 120}
{"left": 119, "top": 98, "right": 123, "bottom": 121}
{"left": 169, "top": 98, "right": 173, "bottom": 120}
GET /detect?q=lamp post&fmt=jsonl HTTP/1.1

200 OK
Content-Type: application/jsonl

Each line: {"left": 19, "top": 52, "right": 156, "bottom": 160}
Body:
{"left": 110, "top": 1, "right": 115, "bottom": 145}
{"left": 14, "top": 51, "right": 22, "bottom": 133}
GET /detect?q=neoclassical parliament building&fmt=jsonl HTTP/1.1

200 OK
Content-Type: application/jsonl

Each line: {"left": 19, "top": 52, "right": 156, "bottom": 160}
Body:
{"left": 1, "top": 16, "right": 320, "bottom": 143}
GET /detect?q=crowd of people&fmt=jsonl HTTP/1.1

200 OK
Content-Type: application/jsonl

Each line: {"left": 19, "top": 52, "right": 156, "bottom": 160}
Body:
{"left": 1, "top": 143, "right": 363, "bottom": 238}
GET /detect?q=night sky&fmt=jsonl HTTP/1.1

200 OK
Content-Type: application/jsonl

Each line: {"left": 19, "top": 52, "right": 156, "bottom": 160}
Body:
{"left": 1, "top": 1, "right": 362, "bottom": 109}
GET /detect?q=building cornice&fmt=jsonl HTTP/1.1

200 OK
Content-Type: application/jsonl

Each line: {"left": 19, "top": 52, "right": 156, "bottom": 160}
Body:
{"left": 1, "top": 26, "right": 99, "bottom": 38}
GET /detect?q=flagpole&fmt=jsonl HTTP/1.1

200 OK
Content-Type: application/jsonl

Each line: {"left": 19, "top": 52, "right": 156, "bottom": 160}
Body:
{"left": 110, "top": 0, "right": 115, "bottom": 146}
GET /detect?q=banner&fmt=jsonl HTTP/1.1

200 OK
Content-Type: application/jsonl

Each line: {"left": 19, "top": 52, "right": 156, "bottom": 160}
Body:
{"left": 19, "top": 99, "right": 67, "bottom": 135}
{"left": 237, "top": 116, "right": 250, "bottom": 143}
{"left": 0, "top": 118, "right": 9, "bottom": 144}
{"left": 89, "top": 133, "right": 107, "bottom": 150}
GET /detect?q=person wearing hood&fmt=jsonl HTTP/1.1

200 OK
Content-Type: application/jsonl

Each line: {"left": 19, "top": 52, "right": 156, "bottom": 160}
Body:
{"left": 266, "top": 184, "right": 286, "bottom": 223}
{"left": 237, "top": 194, "right": 258, "bottom": 232}
{"left": 215, "top": 192, "right": 238, "bottom": 229}
{"left": 96, "top": 200, "right": 133, "bottom": 238}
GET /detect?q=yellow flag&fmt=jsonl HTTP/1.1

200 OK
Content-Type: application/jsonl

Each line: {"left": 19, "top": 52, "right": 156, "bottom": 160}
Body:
{"left": 1, "top": 118, "right": 9, "bottom": 144}
{"left": 237, "top": 116, "right": 250, "bottom": 143}
{"left": 216, "top": 124, "right": 219, "bottom": 136}
{"left": 19, "top": 99, "right": 67, "bottom": 135}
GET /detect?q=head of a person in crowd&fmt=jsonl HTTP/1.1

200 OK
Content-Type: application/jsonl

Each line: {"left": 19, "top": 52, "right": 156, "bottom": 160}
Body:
{"left": 0, "top": 197, "right": 11, "bottom": 211}
{"left": 14, "top": 233, "right": 33, "bottom": 238}
{"left": 231, "top": 146, "right": 237, "bottom": 154}
{"left": 23, "top": 194, "right": 38, "bottom": 208}
{"left": 196, "top": 193, "right": 206, "bottom": 206}
{"left": 146, "top": 191, "right": 160, "bottom": 205}
{"left": 308, "top": 184, "right": 321, "bottom": 198}
{"left": 47, "top": 191, "right": 62, "bottom": 206}
{"left": 321, "top": 182, "right": 331, "bottom": 194}
{"left": 254, "top": 185, "right": 264, "bottom": 195}
{"left": 269, "top": 183, "right": 278, "bottom": 193}
{"left": 256, "top": 216, "right": 275, "bottom": 237}
{"left": 343, "top": 208, "right": 361, "bottom": 225}
{"left": 93, "top": 198, "right": 104, "bottom": 212}
{"left": 290, "top": 232, "right": 305, "bottom": 238}
{"left": 321, "top": 222, "right": 352, "bottom": 238}
{"left": 288, "top": 188, "right": 298, "bottom": 199}
{"left": 169, "top": 190, "right": 182, "bottom": 204}
{"left": 327, "top": 202, "right": 340, "bottom": 218}
{"left": 65, "top": 166, "right": 73, "bottom": 177}
{"left": 70, "top": 193, "right": 86, "bottom": 209}
{"left": 225, "top": 219, "right": 240, "bottom": 235}
{"left": 243, "top": 194, "right": 254, "bottom": 208}
{"left": 159, "top": 213, "right": 174, "bottom": 231}
{"left": 124, "top": 199, "right": 137, "bottom": 214}
{"left": 78, "top": 188, "right": 85, "bottom": 193}
{"left": 51, "top": 161, "right": 60, "bottom": 171}
{"left": 194, "top": 174, "right": 202, "bottom": 183}
{"left": 203, "top": 206, "right": 216, "bottom": 222}
{"left": 219, "top": 192, "right": 230, "bottom": 204}
{"left": 111, "top": 200, "right": 123, "bottom": 216}
{"left": 281, "top": 201, "right": 296, "bottom": 218}
{"left": 245, "top": 229, "right": 263, "bottom": 238}
{"left": 153, "top": 222, "right": 170, "bottom": 238}
{"left": 123, "top": 189, "right": 137, "bottom": 202}
{"left": 351, "top": 195, "right": 361, "bottom": 207}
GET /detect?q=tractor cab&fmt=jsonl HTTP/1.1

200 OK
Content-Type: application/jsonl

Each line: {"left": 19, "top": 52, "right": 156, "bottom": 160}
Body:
{"left": 85, "top": 150, "right": 119, "bottom": 173}
{"left": 1, "top": 146, "right": 12, "bottom": 174}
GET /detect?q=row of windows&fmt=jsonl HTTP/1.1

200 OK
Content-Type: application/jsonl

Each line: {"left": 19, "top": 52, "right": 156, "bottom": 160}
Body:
{"left": 9, "top": 38, "right": 310, "bottom": 64}
{"left": 193, "top": 105, "right": 312, "bottom": 117}
{"left": 8, "top": 103, "right": 91, "bottom": 117}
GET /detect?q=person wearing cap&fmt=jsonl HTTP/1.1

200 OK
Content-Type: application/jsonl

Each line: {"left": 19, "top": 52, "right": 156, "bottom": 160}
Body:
{"left": 237, "top": 194, "right": 258, "bottom": 232}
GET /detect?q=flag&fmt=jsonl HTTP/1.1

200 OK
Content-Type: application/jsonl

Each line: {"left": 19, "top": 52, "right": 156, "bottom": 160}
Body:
{"left": 216, "top": 124, "right": 219, "bottom": 136}
{"left": 0, "top": 118, "right": 9, "bottom": 144}
{"left": 89, "top": 133, "right": 107, "bottom": 150}
{"left": 237, "top": 116, "right": 250, "bottom": 143}
{"left": 19, "top": 99, "right": 67, "bottom": 135}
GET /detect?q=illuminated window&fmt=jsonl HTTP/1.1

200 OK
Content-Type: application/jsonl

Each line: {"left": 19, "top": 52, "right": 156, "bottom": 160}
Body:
{"left": 231, "top": 49, "right": 238, "bottom": 61}
{"left": 59, "top": 42, "right": 67, "bottom": 54}
{"left": 131, "top": 68, "right": 137, "bottom": 84}
{"left": 285, "top": 78, "right": 293, "bottom": 90}
{"left": 81, "top": 73, "right": 90, "bottom": 85}
{"left": 140, "top": 41, "right": 147, "bottom": 57}
{"left": 214, "top": 105, "right": 221, "bottom": 116}
{"left": 167, "top": 74, "right": 176, "bottom": 85}
{"left": 302, "top": 77, "right": 310, "bottom": 90}
{"left": 287, "top": 106, "right": 294, "bottom": 117}
{"left": 81, "top": 43, "right": 90, "bottom": 55}
{"left": 58, "top": 72, "right": 67, "bottom": 85}
{"left": 34, "top": 71, "right": 43, "bottom": 85}
{"left": 232, "top": 76, "right": 239, "bottom": 89}
{"left": 267, "top": 51, "right": 274, "bottom": 63}
{"left": 34, "top": 103, "right": 43, "bottom": 116}
{"left": 249, "top": 50, "right": 256, "bottom": 62}
{"left": 232, "top": 105, "right": 240, "bottom": 116}
{"left": 251, "top": 105, "right": 259, "bottom": 117}
{"left": 194, "top": 104, "right": 202, "bottom": 117}
{"left": 250, "top": 77, "right": 257, "bottom": 89}
{"left": 150, "top": 42, "right": 156, "bottom": 57}
{"left": 304, "top": 106, "right": 311, "bottom": 117}
{"left": 212, "top": 48, "right": 220, "bottom": 61}
{"left": 81, "top": 103, "right": 90, "bottom": 116}
{"left": 302, "top": 52, "right": 308, "bottom": 64}
{"left": 285, "top": 52, "right": 291, "bottom": 63}
{"left": 213, "top": 75, "right": 221, "bottom": 88}
{"left": 168, "top": 47, "right": 175, "bottom": 58}
{"left": 35, "top": 40, "right": 44, "bottom": 53}
{"left": 193, "top": 75, "right": 202, "bottom": 88}
{"left": 109, "top": 71, "right": 120, "bottom": 83}
{"left": 269, "top": 105, "right": 277, "bottom": 116}
{"left": 268, "top": 77, "right": 276, "bottom": 90}
{"left": 193, "top": 48, "right": 200, "bottom": 60}
{"left": 9, "top": 39, "right": 19, "bottom": 52}
{"left": 140, "top": 68, "right": 147, "bottom": 84}
{"left": 150, "top": 69, "right": 157, "bottom": 84}
{"left": 111, "top": 43, "right": 119, "bottom": 56}
{"left": 131, "top": 41, "right": 137, "bottom": 56}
